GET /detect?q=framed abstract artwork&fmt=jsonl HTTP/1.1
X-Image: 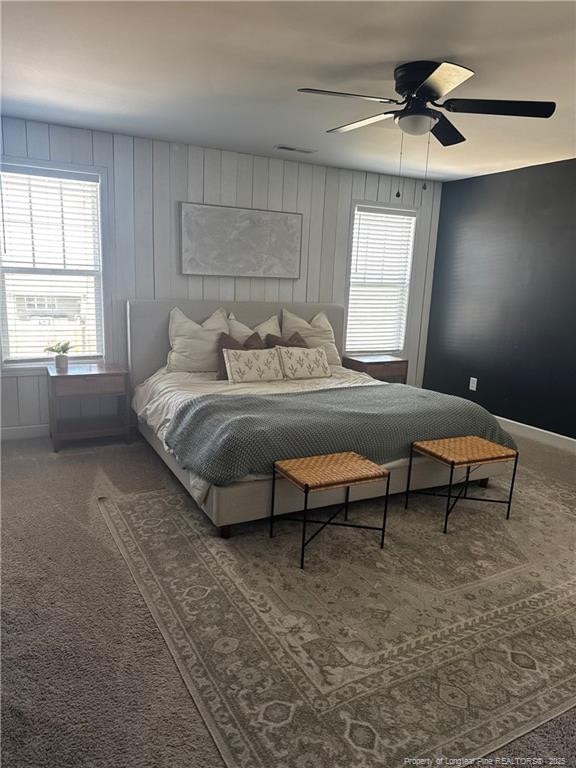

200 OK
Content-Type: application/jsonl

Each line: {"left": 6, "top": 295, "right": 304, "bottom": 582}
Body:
{"left": 181, "top": 202, "right": 302, "bottom": 279}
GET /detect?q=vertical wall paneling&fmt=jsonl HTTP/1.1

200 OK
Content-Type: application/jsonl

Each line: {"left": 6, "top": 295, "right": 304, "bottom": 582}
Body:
{"left": 414, "top": 179, "right": 424, "bottom": 208}
{"left": 25, "top": 121, "right": 50, "bottom": 160}
{"left": 401, "top": 177, "right": 417, "bottom": 208}
{"left": 17, "top": 377, "right": 40, "bottom": 426}
{"left": 152, "top": 141, "right": 171, "bottom": 299}
{"left": 403, "top": 181, "right": 438, "bottom": 384}
{"left": 377, "top": 174, "right": 392, "bottom": 202}
{"left": 318, "top": 167, "right": 340, "bottom": 303}
{"left": 279, "top": 160, "right": 298, "bottom": 303}
{"left": 133, "top": 138, "right": 154, "bottom": 299}
{"left": 250, "top": 156, "right": 269, "bottom": 301}
{"left": 112, "top": 134, "right": 135, "bottom": 364}
{"left": 292, "top": 162, "right": 313, "bottom": 303}
{"left": 70, "top": 128, "right": 93, "bottom": 165}
{"left": 1, "top": 117, "right": 441, "bottom": 435}
{"left": 202, "top": 149, "right": 222, "bottom": 301}
{"left": 169, "top": 143, "right": 189, "bottom": 299}
{"left": 92, "top": 131, "right": 117, "bottom": 362}
{"left": 48, "top": 125, "right": 73, "bottom": 163}
{"left": 234, "top": 154, "right": 254, "bottom": 301}
{"left": 365, "top": 172, "right": 379, "bottom": 201}
{"left": 37, "top": 375, "right": 50, "bottom": 424}
{"left": 219, "top": 151, "right": 239, "bottom": 301}
{"left": 185, "top": 145, "right": 205, "bottom": 299}
{"left": 2, "top": 117, "right": 27, "bottom": 157}
{"left": 351, "top": 170, "right": 366, "bottom": 201}
{"left": 331, "top": 169, "right": 353, "bottom": 313}
{"left": 415, "top": 181, "right": 441, "bottom": 385}
{"left": 306, "top": 165, "right": 326, "bottom": 302}
{"left": 265, "top": 158, "right": 284, "bottom": 302}
{"left": 1, "top": 377, "right": 20, "bottom": 428}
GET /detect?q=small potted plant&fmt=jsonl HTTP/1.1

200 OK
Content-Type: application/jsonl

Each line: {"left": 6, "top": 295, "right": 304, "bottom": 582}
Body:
{"left": 45, "top": 341, "right": 73, "bottom": 371}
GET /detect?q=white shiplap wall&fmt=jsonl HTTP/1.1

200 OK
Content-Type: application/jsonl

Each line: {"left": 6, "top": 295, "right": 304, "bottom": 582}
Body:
{"left": 0, "top": 116, "right": 441, "bottom": 437}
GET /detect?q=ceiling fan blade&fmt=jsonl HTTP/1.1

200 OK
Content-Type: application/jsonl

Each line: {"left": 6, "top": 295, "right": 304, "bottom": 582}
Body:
{"left": 327, "top": 111, "right": 397, "bottom": 133}
{"left": 442, "top": 98, "right": 556, "bottom": 118}
{"left": 431, "top": 114, "right": 466, "bottom": 146}
{"left": 414, "top": 62, "right": 475, "bottom": 100}
{"left": 298, "top": 88, "right": 398, "bottom": 105}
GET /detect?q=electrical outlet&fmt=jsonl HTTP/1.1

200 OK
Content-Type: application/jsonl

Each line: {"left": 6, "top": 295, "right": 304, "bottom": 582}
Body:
{"left": 469, "top": 377, "right": 478, "bottom": 392}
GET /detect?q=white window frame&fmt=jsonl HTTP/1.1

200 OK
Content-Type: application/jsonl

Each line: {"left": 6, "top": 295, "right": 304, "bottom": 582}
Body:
{"left": 0, "top": 163, "right": 106, "bottom": 367}
{"left": 344, "top": 200, "right": 418, "bottom": 356}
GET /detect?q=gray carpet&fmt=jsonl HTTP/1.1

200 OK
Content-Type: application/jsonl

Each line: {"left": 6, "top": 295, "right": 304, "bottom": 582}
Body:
{"left": 2, "top": 433, "right": 575, "bottom": 767}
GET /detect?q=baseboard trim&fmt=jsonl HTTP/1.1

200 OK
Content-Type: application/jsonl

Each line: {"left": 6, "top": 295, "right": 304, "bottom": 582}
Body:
{"left": 1, "top": 424, "right": 50, "bottom": 440}
{"left": 496, "top": 416, "right": 576, "bottom": 453}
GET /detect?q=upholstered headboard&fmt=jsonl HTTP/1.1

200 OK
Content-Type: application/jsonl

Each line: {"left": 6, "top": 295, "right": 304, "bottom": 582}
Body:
{"left": 127, "top": 299, "right": 345, "bottom": 387}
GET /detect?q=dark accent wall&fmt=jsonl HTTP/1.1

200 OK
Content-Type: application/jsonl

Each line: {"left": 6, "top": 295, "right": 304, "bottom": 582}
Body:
{"left": 424, "top": 158, "right": 576, "bottom": 439}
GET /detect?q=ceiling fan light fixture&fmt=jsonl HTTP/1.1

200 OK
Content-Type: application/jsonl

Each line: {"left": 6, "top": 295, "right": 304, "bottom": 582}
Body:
{"left": 396, "top": 112, "right": 438, "bottom": 136}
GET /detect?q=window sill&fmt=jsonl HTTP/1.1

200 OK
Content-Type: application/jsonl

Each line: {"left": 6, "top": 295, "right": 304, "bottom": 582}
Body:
{"left": 344, "top": 351, "right": 404, "bottom": 357}
{"left": 1, "top": 358, "right": 104, "bottom": 377}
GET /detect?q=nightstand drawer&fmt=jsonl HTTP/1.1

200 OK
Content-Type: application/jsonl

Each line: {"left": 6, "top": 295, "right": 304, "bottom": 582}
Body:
{"left": 53, "top": 374, "right": 126, "bottom": 397}
{"left": 342, "top": 355, "right": 408, "bottom": 383}
{"left": 368, "top": 362, "right": 408, "bottom": 380}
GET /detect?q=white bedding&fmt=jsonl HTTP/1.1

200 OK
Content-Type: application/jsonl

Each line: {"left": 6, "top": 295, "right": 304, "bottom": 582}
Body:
{"left": 133, "top": 366, "right": 384, "bottom": 503}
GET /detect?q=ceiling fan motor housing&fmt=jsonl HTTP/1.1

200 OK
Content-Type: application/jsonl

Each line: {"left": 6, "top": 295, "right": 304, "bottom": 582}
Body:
{"left": 394, "top": 61, "right": 448, "bottom": 100}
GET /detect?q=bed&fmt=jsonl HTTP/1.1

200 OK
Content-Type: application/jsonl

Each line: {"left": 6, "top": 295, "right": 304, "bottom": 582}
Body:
{"left": 128, "top": 299, "right": 511, "bottom": 536}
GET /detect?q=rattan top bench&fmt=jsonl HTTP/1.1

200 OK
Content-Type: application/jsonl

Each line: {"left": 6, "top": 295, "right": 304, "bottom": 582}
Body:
{"left": 412, "top": 435, "right": 517, "bottom": 467}
{"left": 274, "top": 451, "right": 389, "bottom": 492}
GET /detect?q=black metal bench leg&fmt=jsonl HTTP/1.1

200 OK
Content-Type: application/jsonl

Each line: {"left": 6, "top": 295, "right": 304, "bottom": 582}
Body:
{"left": 380, "top": 472, "right": 391, "bottom": 548}
{"left": 443, "top": 462, "right": 455, "bottom": 534}
{"left": 404, "top": 444, "right": 414, "bottom": 509}
{"left": 506, "top": 452, "right": 519, "bottom": 520}
{"left": 300, "top": 485, "right": 309, "bottom": 570}
{"left": 269, "top": 465, "right": 276, "bottom": 538}
{"left": 464, "top": 466, "right": 470, "bottom": 498}
{"left": 344, "top": 486, "right": 350, "bottom": 521}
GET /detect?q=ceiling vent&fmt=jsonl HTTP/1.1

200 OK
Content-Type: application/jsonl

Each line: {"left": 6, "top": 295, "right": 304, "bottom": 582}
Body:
{"left": 273, "top": 145, "right": 317, "bottom": 154}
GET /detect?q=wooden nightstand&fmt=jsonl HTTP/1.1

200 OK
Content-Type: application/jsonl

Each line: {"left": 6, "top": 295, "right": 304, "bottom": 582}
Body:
{"left": 47, "top": 363, "right": 130, "bottom": 451}
{"left": 342, "top": 354, "right": 409, "bottom": 383}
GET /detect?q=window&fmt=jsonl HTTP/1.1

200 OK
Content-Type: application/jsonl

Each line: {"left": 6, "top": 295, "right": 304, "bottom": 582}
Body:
{"left": 346, "top": 204, "right": 416, "bottom": 353}
{"left": 0, "top": 168, "right": 103, "bottom": 362}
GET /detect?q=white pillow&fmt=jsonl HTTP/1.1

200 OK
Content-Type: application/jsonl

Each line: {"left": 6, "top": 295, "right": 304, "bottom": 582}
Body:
{"left": 223, "top": 347, "right": 284, "bottom": 383}
{"left": 281, "top": 309, "right": 341, "bottom": 365}
{"left": 167, "top": 307, "right": 229, "bottom": 372}
{"left": 277, "top": 346, "right": 331, "bottom": 380}
{"left": 227, "top": 312, "right": 281, "bottom": 343}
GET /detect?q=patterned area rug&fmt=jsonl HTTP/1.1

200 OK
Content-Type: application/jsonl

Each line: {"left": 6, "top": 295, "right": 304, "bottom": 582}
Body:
{"left": 99, "top": 467, "right": 576, "bottom": 767}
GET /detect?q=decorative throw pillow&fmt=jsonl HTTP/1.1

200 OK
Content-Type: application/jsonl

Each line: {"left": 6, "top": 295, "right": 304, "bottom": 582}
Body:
{"left": 216, "top": 332, "right": 264, "bottom": 380}
{"left": 277, "top": 346, "right": 331, "bottom": 380}
{"left": 167, "top": 307, "right": 229, "bottom": 372}
{"left": 227, "top": 312, "right": 281, "bottom": 343}
{"left": 265, "top": 332, "right": 308, "bottom": 349}
{"left": 281, "top": 309, "right": 341, "bottom": 365}
{"left": 223, "top": 348, "right": 284, "bottom": 383}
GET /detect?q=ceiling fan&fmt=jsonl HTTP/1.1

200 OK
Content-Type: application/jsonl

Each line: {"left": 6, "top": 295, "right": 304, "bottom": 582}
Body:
{"left": 299, "top": 61, "right": 556, "bottom": 146}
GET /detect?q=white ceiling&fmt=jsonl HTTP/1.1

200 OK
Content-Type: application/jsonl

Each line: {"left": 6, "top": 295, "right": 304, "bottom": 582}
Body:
{"left": 2, "top": 1, "right": 575, "bottom": 180}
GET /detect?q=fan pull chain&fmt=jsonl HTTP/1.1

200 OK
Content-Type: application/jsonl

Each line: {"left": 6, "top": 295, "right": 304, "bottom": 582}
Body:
{"left": 422, "top": 131, "right": 431, "bottom": 191}
{"left": 395, "top": 132, "right": 404, "bottom": 198}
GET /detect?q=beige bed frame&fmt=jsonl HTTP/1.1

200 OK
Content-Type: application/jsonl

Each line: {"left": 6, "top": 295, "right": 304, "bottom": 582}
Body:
{"left": 127, "top": 299, "right": 503, "bottom": 536}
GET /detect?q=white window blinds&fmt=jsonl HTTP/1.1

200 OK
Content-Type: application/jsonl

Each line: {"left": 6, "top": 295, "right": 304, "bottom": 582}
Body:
{"left": 346, "top": 204, "right": 416, "bottom": 353}
{"left": 0, "top": 170, "right": 104, "bottom": 362}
